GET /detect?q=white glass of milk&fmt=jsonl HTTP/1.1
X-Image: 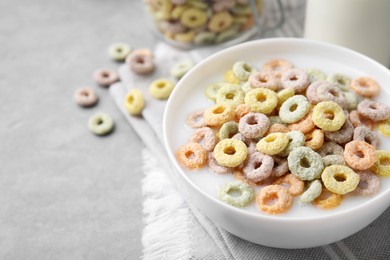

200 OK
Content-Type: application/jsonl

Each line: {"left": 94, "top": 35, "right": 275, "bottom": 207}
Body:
{"left": 304, "top": 0, "right": 390, "bottom": 67}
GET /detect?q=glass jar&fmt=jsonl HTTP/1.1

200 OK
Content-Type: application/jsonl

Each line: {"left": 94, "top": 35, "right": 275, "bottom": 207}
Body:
{"left": 143, "top": 0, "right": 284, "bottom": 49}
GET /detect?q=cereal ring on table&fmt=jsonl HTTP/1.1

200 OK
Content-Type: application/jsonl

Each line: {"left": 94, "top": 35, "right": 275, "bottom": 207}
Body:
{"left": 213, "top": 139, "right": 248, "bottom": 167}
{"left": 280, "top": 69, "right": 310, "bottom": 92}
{"left": 344, "top": 140, "right": 376, "bottom": 171}
{"left": 245, "top": 88, "right": 278, "bottom": 114}
{"left": 305, "top": 68, "right": 326, "bottom": 82}
{"left": 190, "top": 127, "right": 217, "bottom": 151}
{"left": 74, "top": 87, "right": 98, "bottom": 107}
{"left": 170, "top": 59, "right": 193, "bottom": 79}
{"left": 233, "top": 103, "right": 250, "bottom": 122}
{"left": 277, "top": 88, "right": 295, "bottom": 107}
{"left": 357, "top": 99, "right": 390, "bottom": 122}
{"left": 256, "top": 133, "right": 289, "bottom": 155}
{"left": 273, "top": 173, "right": 304, "bottom": 196}
{"left": 321, "top": 165, "right": 360, "bottom": 194}
{"left": 318, "top": 142, "right": 344, "bottom": 157}
{"left": 219, "top": 121, "right": 239, "bottom": 139}
{"left": 271, "top": 156, "right": 289, "bottom": 177}
{"left": 126, "top": 52, "right": 155, "bottom": 75}
{"left": 350, "top": 76, "right": 380, "bottom": 98}
{"left": 278, "top": 131, "right": 306, "bottom": 157}
{"left": 208, "top": 11, "right": 233, "bottom": 32}
{"left": 215, "top": 27, "right": 239, "bottom": 43}
{"left": 348, "top": 110, "right": 375, "bottom": 130}
{"left": 194, "top": 31, "right": 217, "bottom": 45}
{"left": 327, "top": 73, "right": 351, "bottom": 92}
{"left": 315, "top": 83, "right": 348, "bottom": 109}
{"left": 353, "top": 126, "right": 380, "bottom": 148}
{"left": 186, "top": 109, "right": 207, "bottom": 128}
{"left": 265, "top": 123, "right": 289, "bottom": 135}
{"left": 256, "top": 185, "right": 293, "bottom": 214}
{"left": 370, "top": 150, "right": 390, "bottom": 177}
{"left": 232, "top": 61, "right": 256, "bottom": 81}
{"left": 248, "top": 71, "right": 279, "bottom": 91}
{"left": 149, "top": 79, "right": 174, "bottom": 99}
{"left": 262, "top": 59, "right": 294, "bottom": 78}
{"left": 324, "top": 119, "right": 354, "bottom": 145}
{"left": 124, "top": 89, "right": 145, "bottom": 116}
{"left": 344, "top": 91, "right": 359, "bottom": 111}
{"left": 288, "top": 112, "right": 315, "bottom": 134}
{"left": 108, "top": 42, "right": 131, "bottom": 61}
{"left": 180, "top": 7, "right": 207, "bottom": 28}
{"left": 204, "top": 103, "right": 235, "bottom": 127}
{"left": 312, "top": 101, "right": 346, "bottom": 131}
{"left": 208, "top": 152, "right": 234, "bottom": 174}
{"left": 299, "top": 180, "right": 322, "bottom": 204}
{"left": 216, "top": 84, "right": 245, "bottom": 107}
{"left": 288, "top": 146, "right": 324, "bottom": 181}
{"left": 243, "top": 152, "right": 274, "bottom": 183}
{"left": 93, "top": 69, "right": 118, "bottom": 87}
{"left": 279, "top": 95, "right": 310, "bottom": 124}
{"left": 224, "top": 70, "right": 241, "bottom": 84}
{"left": 205, "top": 82, "right": 226, "bottom": 101}
{"left": 377, "top": 119, "right": 390, "bottom": 137}
{"left": 323, "top": 155, "right": 345, "bottom": 167}
{"left": 305, "top": 129, "right": 324, "bottom": 150}
{"left": 176, "top": 142, "right": 207, "bottom": 169}
{"left": 312, "top": 188, "right": 343, "bottom": 209}
{"left": 238, "top": 112, "right": 270, "bottom": 139}
{"left": 88, "top": 112, "right": 114, "bottom": 136}
{"left": 352, "top": 170, "right": 380, "bottom": 196}
{"left": 218, "top": 180, "right": 255, "bottom": 207}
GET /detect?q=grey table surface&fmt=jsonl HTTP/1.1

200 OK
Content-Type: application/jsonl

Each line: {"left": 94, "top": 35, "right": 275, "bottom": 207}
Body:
{"left": 0, "top": 0, "right": 153, "bottom": 259}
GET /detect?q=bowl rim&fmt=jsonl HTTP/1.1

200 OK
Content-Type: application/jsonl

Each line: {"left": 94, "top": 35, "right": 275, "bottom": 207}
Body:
{"left": 163, "top": 37, "right": 390, "bottom": 222}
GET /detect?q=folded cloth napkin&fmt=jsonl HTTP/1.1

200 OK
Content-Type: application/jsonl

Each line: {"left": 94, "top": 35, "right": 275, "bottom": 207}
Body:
{"left": 109, "top": 1, "right": 390, "bottom": 259}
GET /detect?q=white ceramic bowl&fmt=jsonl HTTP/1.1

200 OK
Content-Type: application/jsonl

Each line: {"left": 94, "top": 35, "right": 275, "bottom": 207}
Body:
{"left": 163, "top": 38, "right": 390, "bottom": 248}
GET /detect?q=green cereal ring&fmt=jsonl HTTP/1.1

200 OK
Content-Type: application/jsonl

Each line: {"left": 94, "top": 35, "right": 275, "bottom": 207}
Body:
{"left": 215, "top": 27, "right": 239, "bottom": 43}
{"left": 232, "top": 61, "right": 256, "bottom": 81}
{"left": 219, "top": 121, "right": 239, "bottom": 139}
{"left": 278, "top": 131, "right": 306, "bottom": 157}
{"left": 299, "top": 180, "right": 322, "bottom": 204}
{"left": 344, "top": 91, "right": 358, "bottom": 110}
{"left": 256, "top": 133, "right": 289, "bottom": 155}
{"left": 312, "top": 101, "right": 346, "bottom": 131}
{"left": 124, "top": 89, "right": 145, "bottom": 116}
{"left": 149, "top": 79, "right": 175, "bottom": 99}
{"left": 277, "top": 88, "right": 295, "bottom": 107}
{"left": 170, "top": 59, "right": 194, "bottom": 79}
{"left": 240, "top": 81, "right": 253, "bottom": 94}
{"left": 327, "top": 73, "right": 351, "bottom": 91}
{"left": 204, "top": 103, "right": 235, "bottom": 126}
{"left": 323, "top": 155, "right": 345, "bottom": 167}
{"left": 205, "top": 82, "right": 226, "bottom": 101}
{"left": 370, "top": 150, "right": 390, "bottom": 177}
{"left": 279, "top": 95, "right": 310, "bottom": 124}
{"left": 216, "top": 84, "right": 245, "bottom": 107}
{"left": 305, "top": 68, "right": 326, "bottom": 82}
{"left": 108, "top": 42, "right": 131, "bottom": 61}
{"left": 180, "top": 8, "right": 207, "bottom": 28}
{"left": 245, "top": 88, "right": 278, "bottom": 114}
{"left": 321, "top": 165, "right": 360, "bottom": 194}
{"left": 194, "top": 31, "right": 216, "bottom": 45}
{"left": 288, "top": 146, "right": 324, "bottom": 181}
{"left": 88, "top": 112, "right": 114, "bottom": 136}
{"left": 213, "top": 139, "right": 248, "bottom": 167}
{"left": 269, "top": 116, "right": 285, "bottom": 125}
{"left": 218, "top": 180, "right": 255, "bottom": 207}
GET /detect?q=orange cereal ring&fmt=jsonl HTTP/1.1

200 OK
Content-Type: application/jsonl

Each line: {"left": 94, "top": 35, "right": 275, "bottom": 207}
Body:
{"left": 312, "top": 188, "right": 343, "bottom": 210}
{"left": 265, "top": 123, "right": 289, "bottom": 135}
{"left": 348, "top": 110, "right": 375, "bottom": 130}
{"left": 272, "top": 173, "right": 304, "bottom": 196}
{"left": 262, "top": 59, "right": 294, "bottom": 78}
{"left": 213, "top": 139, "right": 248, "bottom": 167}
{"left": 256, "top": 185, "right": 293, "bottom": 214}
{"left": 233, "top": 103, "right": 250, "bottom": 122}
{"left": 305, "top": 129, "right": 324, "bottom": 150}
{"left": 350, "top": 77, "right": 380, "bottom": 98}
{"left": 176, "top": 142, "right": 207, "bottom": 169}
{"left": 344, "top": 140, "right": 376, "bottom": 171}
{"left": 288, "top": 112, "right": 315, "bottom": 134}
{"left": 204, "top": 103, "right": 235, "bottom": 126}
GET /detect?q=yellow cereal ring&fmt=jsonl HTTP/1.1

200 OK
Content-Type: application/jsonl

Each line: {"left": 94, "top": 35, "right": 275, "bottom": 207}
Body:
{"left": 174, "top": 31, "right": 196, "bottom": 43}
{"left": 277, "top": 88, "right": 295, "bottom": 107}
{"left": 176, "top": 142, "right": 207, "bottom": 170}
{"left": 377, "top": 119, "right": 390, "bottom": 137}
{"left": 224, "top": 70, "right": 241, "bottom": 84}
{"left": 171, "top": 5, "right": 189, "bottom": 19}
{"left": 124, "top": 89, "right": 145, "bottom": 116}
{"left": 208, "top": 11, "right": 233, "bottom": 33}
{"left": 321, "top": 165, "right": 360, "bottom": 194}
{"left": 180, "top": 8, "right": 207, "bottom": 28}
{"left": 213, "top": 139, "right": 248, "bottom": 167}
{"left": 204, "top": 103, "right": 235, "bottom": 126}
{"left": 304, "top": 129, "right": 324, "bottom": 150}
{"left": 244, "top": 88, "right": 278, "bottom": 114}
{"left": 312, "top": 101, "right": 346, "bottom": 131}
{"left": 149, "top": 79, "right": 174, "bottom": 99}
{"left": 216, "top": 84, "right": 245, "bottom": 107}
{"left": 312, "top": 188, "right": 343, "bottom": 210}
{"left": 256, "top": 133, "right": 289, "bottom": 155}
{"left": 371, "top": 150, "right": 390, "bottom": 177}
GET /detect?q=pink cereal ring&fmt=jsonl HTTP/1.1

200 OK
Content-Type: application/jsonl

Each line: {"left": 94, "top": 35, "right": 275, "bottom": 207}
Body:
{"left": 208, "top": 152, "right": 234, "bottom": 174}
{"left": 352, "top": 170, "right": 381, "bottom": 196}
{"left": 324, "top": 119, "right": 354, "bottom": 145}
{"left": 271, "top": 156, "right": 289, "bottom": 177}
{"left": 126, "top": 52, "right": 155, "bottom": 75}
{"left": 74, "top": 87, "right": 98, "bottom": 107}
{"left": 243, "top": 152, "right": 274, "bottom": 183}
{"left": 238, "top": 112, "right": 270, "bottom": 139}
{"left": 93, "top": 69, "right": 119, "bottom": 87}
{"left": 190, "top": 127, "right": 217, "bottom": 151}
{"left": 185, "top": 109, "right": 207, "bottom": 128}
{"left": 248, "top": 71, "right": 279, "bottom": 91}
{"left": 348, "top": 110, "right": 375, "bottom": 130}
{"left": 353, "top": 126, "right": 380, "bottom": 148}
{"left": 357, "top": 99, "right": 390, "bottom": 122}
{"left": 280, "top": 68, "right": 310, "bottom": 93}
{"left": 350, "top": 77, "right": 380, "bottom": 98}
{"left": 315, "top": 83, "right": 348, "bottom": 109}
{"left": 306, "top": 81, "right": 333, "bottom": 105}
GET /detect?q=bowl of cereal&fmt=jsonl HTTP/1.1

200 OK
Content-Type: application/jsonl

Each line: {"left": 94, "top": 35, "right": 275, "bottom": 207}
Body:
{"left": 163, "top": 38, "right": 390, "bottom": 248}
